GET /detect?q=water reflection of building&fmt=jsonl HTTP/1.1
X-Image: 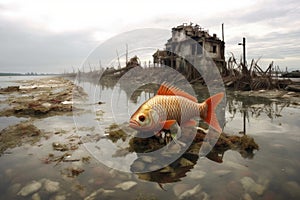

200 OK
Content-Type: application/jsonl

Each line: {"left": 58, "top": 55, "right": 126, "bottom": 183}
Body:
{"left": 153, "top": 23, "right": 226, "bottom": 80}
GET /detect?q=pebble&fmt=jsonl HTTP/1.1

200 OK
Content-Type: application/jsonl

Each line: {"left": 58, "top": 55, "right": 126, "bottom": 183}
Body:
{"left": 141, "top": 156, "right": 154, "bottom": 163}
{"left": 115, "top": 181, "right": 137, "bottom": 191}
{"left": 225, "top": 161, "right": 248, "bottom": 170}
{"left": 32, "top": 193, "right": 41, "bottom": 200}
{"left": 213, "top": 170, "right": 231, "bottom": 176}
{"left": 84, "top": 188, "right": 114, "bottom": 200}
{"left": 131, "top": 161, "right": 145, "bottom": 171}
{"left": 18, "top": 181, "right": 42, "bottom": 196}
{"left": 200, "top": 192, "right": 209, "bottom": 200}
{"left": 44, "top": 179, "right": 60, "bottom": 193}
{"left": 54, "top": 195, "right": 67, "bottom": 200}
{"left": 188, "top": 170, "right": 206, "bottom": 179}
{"left": 173, "top": 183, "right": 189, "bottom": 197}
{"left": 178, "top": 184, "right": 202, "bottom": 200}
{"left": 243, "top": 193, "right": 253, "bottom": 200}
{"left": 240, "top": 176, "right": 266, "bottom": 196}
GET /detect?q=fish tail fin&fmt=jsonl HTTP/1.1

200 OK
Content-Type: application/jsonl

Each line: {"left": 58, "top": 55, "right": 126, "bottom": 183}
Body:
{"left": 202, "top": 92, "right": 224, "bottom": 133}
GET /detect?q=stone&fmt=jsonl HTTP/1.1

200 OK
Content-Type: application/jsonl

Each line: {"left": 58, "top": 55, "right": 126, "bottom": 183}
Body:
{"left": 18, "top": 181, "right": 42, "bottom": 197}
{"left": 84, "top": 188, "right": 114, "bottom": 200}
{"left": 32, "top": 193, "right": 41, "bottom": 200}
{"left": 200, "top": 192, "right": 209, "bottom": 200}
{"left": 178, "top": 184, "right": 202, "bottom": 200}
{"left": 173, "top": 183, "right": 189, "bottom": 197}
{"left": 240, "top": 176, "right": 266, "bottom": 196}
{"left": 141, "top": 156, "right": 154, "bottom": 163}
{"left": 188, "top": 170, "right": 206, "bottom": 179}
{"left": 243, "top": 193, "right": 253, "bottom": 200}
{"left": 213, "top": 170, "right": 231, "bottom": 176}
{"left": 54, "top": 195, "right": 67, "bottom": 200}
{"left": 44, "top": 179, "right": 60, "bottom": 193}
{"left": 115, "top": 181, "right": 137, "bottom": 191}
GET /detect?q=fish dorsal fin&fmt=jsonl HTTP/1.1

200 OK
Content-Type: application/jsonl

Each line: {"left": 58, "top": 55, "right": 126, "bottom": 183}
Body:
{"left": 157, "top": 82, "right": 197, "bottom": 102}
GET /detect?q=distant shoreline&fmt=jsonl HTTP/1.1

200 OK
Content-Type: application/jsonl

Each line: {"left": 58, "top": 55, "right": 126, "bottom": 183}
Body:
{"left": 0, "top": 73, "right": 60, "bottom": 76}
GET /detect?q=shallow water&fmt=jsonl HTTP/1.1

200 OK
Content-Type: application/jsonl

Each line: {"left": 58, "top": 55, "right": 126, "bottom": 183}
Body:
{"left": 0, "top": 76, "right": 299, "bottom": 200}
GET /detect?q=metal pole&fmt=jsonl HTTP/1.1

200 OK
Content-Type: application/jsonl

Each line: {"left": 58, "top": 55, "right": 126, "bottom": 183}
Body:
{"left": 243, "top": 37, "right": 246, "bottom": 69}
{"left": 242, "top": 37, "right": 246, "bottom": 134}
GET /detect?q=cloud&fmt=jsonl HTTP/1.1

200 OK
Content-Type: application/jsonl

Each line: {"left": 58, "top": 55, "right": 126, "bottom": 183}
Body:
{"left": 0, "top": 0, "right": 299, "bottom": 72}
{"left": 0, "top": 17, "right": 95, "bottom": 73}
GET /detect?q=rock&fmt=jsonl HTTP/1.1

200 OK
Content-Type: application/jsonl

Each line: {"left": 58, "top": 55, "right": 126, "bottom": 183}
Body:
{"left": 225, "top": 161, "right": 248, "bottom": 170}
{"left": 32, "top": 193, "right": 41, "bottom": 200}
{"left": 178, "top": 184, "right": 202, "bottom": 200}
{"left": 54, "top": 194, "right": 67, "bottom": 200}
{"left": 148, "top": 165, "right": 162, "bottom": 172}
{"left": 213, "top": 170, "right": 231, "bottom": 176}
{"left": 240, "top": 176, "right": 266, "bottom": 196}
{"left": 44, "top": 179, "right": 60, "bottom": 193}
{"left": 141, "top": 156, "right": 154, "bottom": 163}
{"left": 18, "top": 181, "right": 42, "bottom": 196}
{"left": 200, "top": 192, "right": 209, "bottom": 200}
{"left": 84, "top": 188, "right": 114, "bottom": 200}
{"left": 243, "top": 193, "right": 253, "bottom": 200}
{"left": 115, "top": 181, "right": 137, "bottom": 191}
{"left": 131, "top": 161, "right": 145, "bottom": 171}
{"left": 188, "top": 170, "right": 206, "bottom": 179}
{"left": 173, "top": 183, "right": 189, "bottom": 197}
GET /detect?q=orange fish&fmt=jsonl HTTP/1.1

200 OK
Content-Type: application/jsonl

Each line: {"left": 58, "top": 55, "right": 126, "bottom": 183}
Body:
{"left": 129, "top": 83, "right": 224, "bottom": 133}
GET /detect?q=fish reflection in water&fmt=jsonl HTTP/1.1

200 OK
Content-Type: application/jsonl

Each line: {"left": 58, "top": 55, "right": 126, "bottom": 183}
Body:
{"left": 105, "top": 123, "right": 259, "bottom": 186}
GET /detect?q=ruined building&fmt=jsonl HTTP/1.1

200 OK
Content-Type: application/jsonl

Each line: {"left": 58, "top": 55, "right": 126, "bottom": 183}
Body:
{"left": 153, "top": 23, "right": 226, "bottom": 81}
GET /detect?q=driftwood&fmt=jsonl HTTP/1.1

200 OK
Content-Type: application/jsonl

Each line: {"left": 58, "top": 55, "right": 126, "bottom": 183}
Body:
{"left": 223, "top": 54, "right": 292, "bottom": 91}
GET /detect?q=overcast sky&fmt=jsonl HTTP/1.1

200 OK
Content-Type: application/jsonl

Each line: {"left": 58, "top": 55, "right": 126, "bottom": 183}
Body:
{"left": 0, "top": 0, "right": 299, "bottom": 73}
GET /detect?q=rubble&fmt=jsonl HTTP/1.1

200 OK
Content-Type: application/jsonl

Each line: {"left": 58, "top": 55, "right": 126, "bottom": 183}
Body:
{"left": 0, "top": 77, "right": 86, "bottom": 118}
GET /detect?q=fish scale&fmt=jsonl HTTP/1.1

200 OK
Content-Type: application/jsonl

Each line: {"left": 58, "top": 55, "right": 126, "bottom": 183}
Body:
{"left": 129, "top": 83, "right": 224, "bottom": 133}
{"left": 146, "top": 95, "right": 200, "bottom": 124}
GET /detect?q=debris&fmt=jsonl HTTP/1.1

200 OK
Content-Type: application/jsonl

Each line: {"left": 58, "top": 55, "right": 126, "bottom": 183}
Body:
{"left": 0, "top": 121, "right": 44, "bottom": 155}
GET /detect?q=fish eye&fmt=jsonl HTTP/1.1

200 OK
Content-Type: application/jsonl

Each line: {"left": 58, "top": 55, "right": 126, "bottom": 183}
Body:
{"left": 138, "top": 115, "right": 146, "bottom": 122}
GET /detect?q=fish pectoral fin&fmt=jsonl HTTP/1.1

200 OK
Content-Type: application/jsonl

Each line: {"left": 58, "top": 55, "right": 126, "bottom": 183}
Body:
{"left": 182, "top": 119, "right": 197, "bottom": 127}
{"left": 160, "top": 120, "right": 177, "bottom": 130}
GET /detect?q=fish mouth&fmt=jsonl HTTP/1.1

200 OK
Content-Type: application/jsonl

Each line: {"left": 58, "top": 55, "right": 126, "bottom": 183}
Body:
{"left": 129, "top": 119, "right": 140, "bottom": 129}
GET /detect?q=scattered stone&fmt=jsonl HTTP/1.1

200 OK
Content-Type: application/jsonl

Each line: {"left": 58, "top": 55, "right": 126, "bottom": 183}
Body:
{"left": 178, "top": 184, "right": 202, "bottom": 200}
{"left": 18, "top": 181, "right": 42, "bottom": 196}
{"left": 44, "top": 179, "right": 60, "bottom": 193}
{"left": 131, "top": 161, "right": 145, "bottom": 171}
{"left": 84, "top": 188, "right": 114, "bottom": 200}
{"left": 32, "top": 193, "right": 41, "bottom": 200}
{"left": 240, "top": 176, "right": 266, "bottom": 196}
{"left": 213, "top": 169, "right": 231, "bottom": 176}
{"left": 54, "top": 194, "right": 67, "bottom": 200}
{"left": 141, "top": 156, "right": 154, "bottom": 163}
{"left": 173, "top": 183, "right": 189, "bottom": 197}
{"left": 115, "top": 181, "right": 137, "bottom": 191}
{"left": 200, "top": 192, "right": 210, "bottom": 200}
{"left": 243, "top": 193, "right": 253, "bottom": 200}
{"left": 188, "top": 170, "right": 206, "bottom": 179}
